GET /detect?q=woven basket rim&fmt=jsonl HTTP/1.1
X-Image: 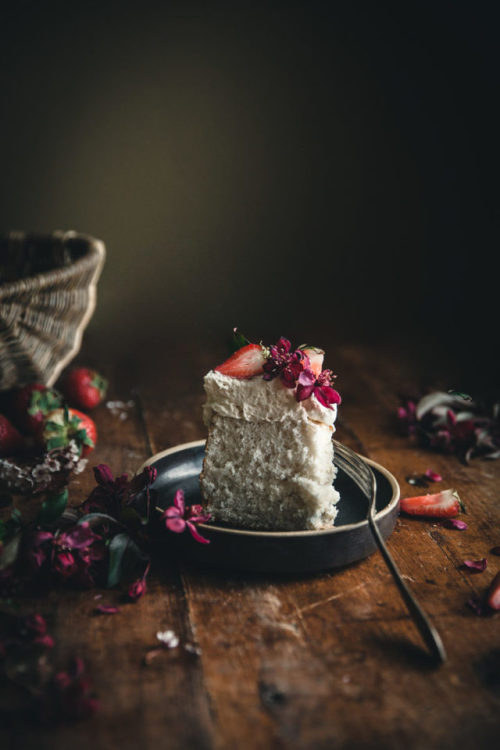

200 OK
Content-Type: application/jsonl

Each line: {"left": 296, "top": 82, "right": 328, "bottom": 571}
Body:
{"left": 0, "top": 230, "right": 105, "bottom": 300}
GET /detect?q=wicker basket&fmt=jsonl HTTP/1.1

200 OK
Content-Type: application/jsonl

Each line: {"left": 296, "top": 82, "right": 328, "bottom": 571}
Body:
{"left": 0, "top": 230, "right": 105, "bottom": 390}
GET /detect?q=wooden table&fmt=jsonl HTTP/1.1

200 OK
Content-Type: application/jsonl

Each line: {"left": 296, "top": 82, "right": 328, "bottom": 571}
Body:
{"left": 2, "top": 341, "right": 500, "bottom": 749}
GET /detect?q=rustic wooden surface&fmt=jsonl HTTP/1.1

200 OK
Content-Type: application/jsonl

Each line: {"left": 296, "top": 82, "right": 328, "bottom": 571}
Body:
{"left": 2, "top": 341, "right": 500, "bottom": 750}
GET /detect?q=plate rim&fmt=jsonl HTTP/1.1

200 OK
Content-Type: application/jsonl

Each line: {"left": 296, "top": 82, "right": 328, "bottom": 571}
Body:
{"left": 140, "top": 439, "right": 400, "bottom": 538}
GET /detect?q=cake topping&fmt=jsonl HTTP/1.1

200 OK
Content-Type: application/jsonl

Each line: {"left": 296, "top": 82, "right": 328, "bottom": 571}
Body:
{"left": 214, "top": 334, "right": 341, "bottom": 410}
{"left": 214, "top": 343, "right": 266, "bottom": 379}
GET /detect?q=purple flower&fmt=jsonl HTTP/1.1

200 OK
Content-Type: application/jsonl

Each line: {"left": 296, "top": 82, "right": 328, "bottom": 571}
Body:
{"left": 296, "top": 368, "right": 341, "bottom": 410}
{"left": 53, "top": 551, "right": 78, "bottom": 578}
{"left": 26, "top": 530, "right": 54, "bottom": 569}
{"left": 162, "top": 490, "right": 211, "bottom": 544}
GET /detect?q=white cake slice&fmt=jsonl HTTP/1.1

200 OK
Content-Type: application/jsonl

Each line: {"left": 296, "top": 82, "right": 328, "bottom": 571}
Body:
{"left": 200, "top": 336, "right": 341, "bottom": 531}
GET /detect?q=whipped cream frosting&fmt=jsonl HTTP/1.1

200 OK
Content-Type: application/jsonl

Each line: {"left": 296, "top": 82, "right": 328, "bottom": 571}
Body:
{"left": 203, "top": 371, "right": 337, "bottom": 428}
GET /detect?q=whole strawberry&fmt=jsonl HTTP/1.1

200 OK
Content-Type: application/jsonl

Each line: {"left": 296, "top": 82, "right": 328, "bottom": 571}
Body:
{"left": 43, "top": 407, "right": 97, "bottom": 457}
{"left": 0, "top": 414, "right": 24, "bottom": 456}
{"left": 11, "top": 384, "right": 63, "bottom": 437}
{"left": 61, "top": 368, "right": 108, "bottom": 411}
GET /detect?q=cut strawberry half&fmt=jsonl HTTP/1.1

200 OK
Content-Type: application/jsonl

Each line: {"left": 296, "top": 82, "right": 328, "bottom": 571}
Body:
{"left": 300, "top": 346, "right": 325, "bottom": 377}
{"left": 487, "top": 571, "right": 500, "bottom": 611}
{"left": 400, "top": 488, "right": 464, "bottom": 518}
{"left": 215, "top": 344, "right": 267, "bottom": 379}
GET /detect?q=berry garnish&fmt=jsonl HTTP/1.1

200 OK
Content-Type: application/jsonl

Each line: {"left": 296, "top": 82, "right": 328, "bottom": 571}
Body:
{"left": 400, "top": 488, "right": 464, "bottom": 518}
{"left": 215, "top": 344, "right": 267, "bottom": 379}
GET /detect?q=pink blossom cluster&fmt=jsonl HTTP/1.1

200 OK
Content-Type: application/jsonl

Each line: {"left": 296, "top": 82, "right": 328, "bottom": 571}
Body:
{"left": 263, "top": 337, "right": 341, "bottom": 409}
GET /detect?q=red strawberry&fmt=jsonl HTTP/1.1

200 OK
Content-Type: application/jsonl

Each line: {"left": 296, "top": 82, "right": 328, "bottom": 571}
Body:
{"left": 215, "top": 344, "right": 267, "bottom": 379}
{"left": 400, "top": 488, "right": 464, "bottom": 518}
{"left": 487, "top": 571, "right": 500, "bottom": 611}
{"left": 43, "top": 407, "right": 97, "bottom": 457}
{"left": 0, "top": 415, "right": 24, "bottom": 456}
{"left": 11, "top": 384, "right": 63, "bottom": 437}
{"left": 61, "top": 368, "right": 108, "bottom": 410}
{"left": 300, "top": 346, "right": 325, "bottom": 377}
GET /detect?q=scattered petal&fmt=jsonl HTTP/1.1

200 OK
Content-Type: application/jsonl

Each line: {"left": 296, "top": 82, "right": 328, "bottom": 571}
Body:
{"left": 440, "top": 519, "right": 468, "bottom": 530}
{"left": 463, "top": 558, "right": 488, "bottom": 572}
{"left": 185, "top": 643, "right": 202, "bottom": 655}
{"left": 156, "top": 630, "right": 179, "bottom": 648}
{"left": 95, "top": 604, "right": 120, "bottom": 615}
{"left": 425, "top": 469, "right": 443, "bottom": 482}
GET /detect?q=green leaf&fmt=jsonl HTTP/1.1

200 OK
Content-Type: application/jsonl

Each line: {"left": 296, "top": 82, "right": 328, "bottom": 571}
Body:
{"left": 37, "top": 489, "right": 68, "bottom": 525}
{"left": 0, "top": 533, "right": 21, "bottom": 571}
{"left": 106, "top": 532, "right": 146, "bottom": 588}
{"left": 46, "top": 436, "right": 68, "bottom": 450}
{"left": 228, "top": 327, "right": 250, "bottom": 354}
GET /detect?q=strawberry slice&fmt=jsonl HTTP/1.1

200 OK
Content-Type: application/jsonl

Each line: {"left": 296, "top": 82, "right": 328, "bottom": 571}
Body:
{"left": 300, "top": 346, "right": 325, "bottom": 377}
{"left": 487, "top": 571, "right": 500, "bottom": 611}
{"left": 215, "top": 344, "right": 266, "bottom": 379}
{"left": 400, "top": 488, "right": 464, "bottom": 518}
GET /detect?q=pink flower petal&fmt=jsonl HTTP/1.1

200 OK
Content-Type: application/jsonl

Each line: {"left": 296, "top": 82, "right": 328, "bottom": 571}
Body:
{"left": 165, "top": 517, "right": 186, "bottom": 534}
{"left": 463, "top": 558, "right": 488, "bottom": 572}
{"left": 95, "top": 604, "right": 120, "bottom": 615}
{"left": 440, "top": 519, "right": 468, "bottom": 530}
{"left": 296, "top": 382, "right": 315, "bottom": 402}
{"left": 425, "top": 469, "right": 443, "bottom": 482}
{"left": 186, "top": 521, "right": 210, "bottom": 544}
{"left": 164, "top": 506, "right": 181, "bottom": 518}
{"left": 173, "top": 489, "right": 185, "bottom": 515}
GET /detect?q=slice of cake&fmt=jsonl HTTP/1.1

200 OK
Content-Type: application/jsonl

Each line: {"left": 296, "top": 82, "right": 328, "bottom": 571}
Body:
{"left": 200, "top": 336, "right": 341, "bottom": 531}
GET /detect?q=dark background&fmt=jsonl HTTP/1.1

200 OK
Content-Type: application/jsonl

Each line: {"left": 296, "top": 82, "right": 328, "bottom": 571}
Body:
{"left": 0, "top": 1, "right": 497, "bottom": 391}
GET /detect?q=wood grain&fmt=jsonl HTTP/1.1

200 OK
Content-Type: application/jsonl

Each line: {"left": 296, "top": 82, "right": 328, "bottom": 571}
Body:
{"left": 1, "top": 341, "right": 499, "bottom": 749}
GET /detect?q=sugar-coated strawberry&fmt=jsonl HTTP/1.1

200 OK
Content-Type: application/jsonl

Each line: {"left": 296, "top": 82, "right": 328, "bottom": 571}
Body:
{"left": 61, "top": 367, "right": 108, "bottom": 410}
{"left": 300, "top": 346, "right": 325, "bottom": 377}
{"left": 0, "top": 414, "right": 24, "bottom": 456}
{"left": 215, "top": 344, "right": 267, "bottom": 379}
{"left": 11, "top": 384, "right": 63, "bottom": 437}
{"left": 487, "top": 571, "right": 500, "bottom": 611}
{"left": 400, "top": 488, "right": 464, "bottom": 518}
{"left": 43, "top": 407, "right": 97, "bottom": 457}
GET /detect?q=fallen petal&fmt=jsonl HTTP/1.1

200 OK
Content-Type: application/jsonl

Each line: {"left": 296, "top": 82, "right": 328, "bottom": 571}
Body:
{"left": 156, "top": 630, "right": 179, "bottom": 648}
{"left": 95, "top": 604, "right": 120, "bottom": 615}
{"left": 463, "top": 558, "right": 488, "bottom": 572}
{"left": 425, "top": 469, "right": 443, "bottom": 482}
{"left": 440, "top": 519, "right": 468, "bottom": 530}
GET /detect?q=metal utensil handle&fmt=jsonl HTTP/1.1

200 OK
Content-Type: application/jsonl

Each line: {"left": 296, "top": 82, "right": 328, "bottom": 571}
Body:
{"left": 368, "top": 482, "right": 447, "bottom": 664}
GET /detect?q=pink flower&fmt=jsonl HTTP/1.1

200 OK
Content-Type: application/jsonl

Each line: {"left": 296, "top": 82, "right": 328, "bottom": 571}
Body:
{"left": 463, "top": 558, "right": 488, "bottom": 572}
{"left": 127, "top": 563, "right": 150, "bottom": 602}
{"left": 162, "top": 490, "right": 211, "bottom": 544}
{"left": 296, "top": 368, "right": 341, "bottom": 409}
{"left": 53, "top": 551, "right": 78, "bottom": 578}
